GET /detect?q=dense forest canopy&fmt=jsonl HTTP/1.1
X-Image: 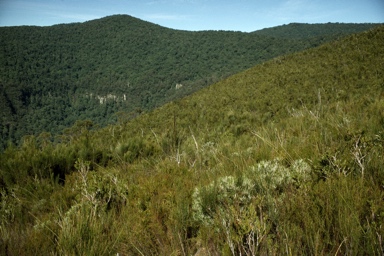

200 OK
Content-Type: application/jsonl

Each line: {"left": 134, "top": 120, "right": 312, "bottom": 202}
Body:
{"left": 0, "top": 14, "right": 380, "bottom": 149}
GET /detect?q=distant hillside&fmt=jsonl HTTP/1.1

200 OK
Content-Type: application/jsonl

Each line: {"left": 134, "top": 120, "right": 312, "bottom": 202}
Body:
{"left": 252, "top": 22, "right": 378, "bottom": 39}
{"left": 1, "top": 24, "right": 383, "bottom": 255}
{"left": 0, "top": 14, "right": 379, "bottom": 149}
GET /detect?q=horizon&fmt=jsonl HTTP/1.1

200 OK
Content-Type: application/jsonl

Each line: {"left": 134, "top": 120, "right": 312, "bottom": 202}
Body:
{"left": 0, "top": 0, "right": 383, "bottom": 32}
{"left": 2, "top": 13, "right": 382, "bottom": 32}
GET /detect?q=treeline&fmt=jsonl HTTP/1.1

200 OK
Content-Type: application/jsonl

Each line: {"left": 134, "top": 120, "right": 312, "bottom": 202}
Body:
{"left": 0, "top": 25, "right": 383, "bottom": 255}
{"left": 0, "top": 14, "right": 379, "bottom": 149}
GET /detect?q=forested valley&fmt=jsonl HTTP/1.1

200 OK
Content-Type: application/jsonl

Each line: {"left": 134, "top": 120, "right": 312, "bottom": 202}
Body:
{"left": 0, "top": 14, "right": 379, "bottom": 149}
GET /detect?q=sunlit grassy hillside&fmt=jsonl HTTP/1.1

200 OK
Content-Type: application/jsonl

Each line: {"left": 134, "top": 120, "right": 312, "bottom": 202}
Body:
{"left": 1, "top": 25, "right": 384, "bottom": 255}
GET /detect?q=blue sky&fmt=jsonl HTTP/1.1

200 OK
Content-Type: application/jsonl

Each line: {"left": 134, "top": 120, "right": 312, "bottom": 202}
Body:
{"left": 0, "top": 0, "right": 383, "bottom": 31}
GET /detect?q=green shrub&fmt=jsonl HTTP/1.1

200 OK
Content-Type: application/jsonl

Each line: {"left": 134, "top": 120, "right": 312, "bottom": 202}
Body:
{"left": 192, "top": 158, "right": 313, "bottom": 255}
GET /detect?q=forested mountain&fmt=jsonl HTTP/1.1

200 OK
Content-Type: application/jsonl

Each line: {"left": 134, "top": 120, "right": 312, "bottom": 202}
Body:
{"left": 0, "top": 14, "right": 379, "bottom": 149}
{"left": 252, "top": 22, "right": 379, "bottom": 39}
{"left": 1, "top": 24, "right": 383, "bottom": 255}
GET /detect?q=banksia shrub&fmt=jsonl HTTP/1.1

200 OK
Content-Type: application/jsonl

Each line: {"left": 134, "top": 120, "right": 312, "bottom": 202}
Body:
{"left": 191, "top": 159, "right": 312, "bottom": 254}
{"left": 192, "top": 159, "right": 312, "bottom": 227}
{"left": 249, "top": 159, "right": 312, "bottom": 193}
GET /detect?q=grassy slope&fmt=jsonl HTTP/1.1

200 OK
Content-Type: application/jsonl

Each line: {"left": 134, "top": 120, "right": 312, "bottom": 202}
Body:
{"left": 1, "top": 25, "right": 384, "bottom": 255}
{"left": 0, "top": 15, "right": 379, "bottom": 148}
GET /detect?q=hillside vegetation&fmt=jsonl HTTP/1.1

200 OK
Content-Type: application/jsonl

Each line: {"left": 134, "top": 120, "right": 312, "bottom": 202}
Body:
{"left": 0, "top": 14, "right": 379, "bottom": 149}
{"left": 1, "top": 24, "right": 384, "bottom": 255}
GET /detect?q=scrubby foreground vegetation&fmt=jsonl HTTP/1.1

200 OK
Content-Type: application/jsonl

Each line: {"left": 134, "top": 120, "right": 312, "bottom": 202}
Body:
{"left": 1, "top": 26, "right": 384, "bottom": 255}
{"left": 0, "top": 15, "right": 379, "bottom": 149}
